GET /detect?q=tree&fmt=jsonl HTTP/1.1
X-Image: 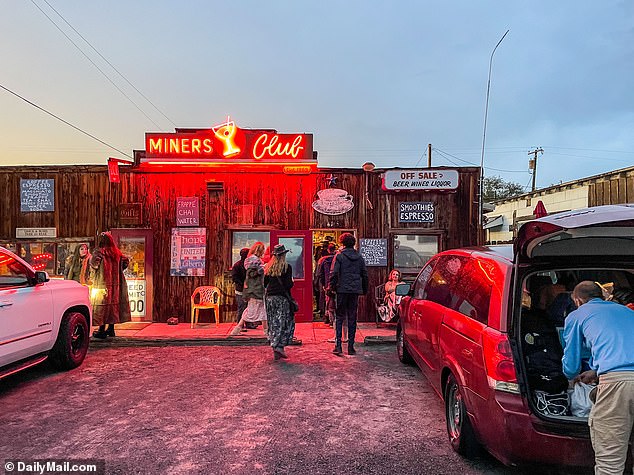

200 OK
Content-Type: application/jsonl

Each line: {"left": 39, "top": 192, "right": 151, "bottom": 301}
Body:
{"left": 483, "top": 176, "right": 525, "bottom": 202}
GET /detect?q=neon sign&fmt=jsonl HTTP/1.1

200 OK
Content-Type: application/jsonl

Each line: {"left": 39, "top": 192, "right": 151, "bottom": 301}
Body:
{"left": 143, "top": 119, "right": 314, "bottom": 165}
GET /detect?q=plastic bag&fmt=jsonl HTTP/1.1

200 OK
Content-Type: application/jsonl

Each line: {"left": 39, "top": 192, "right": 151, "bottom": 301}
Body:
{"left": 569, "top": 382, "right": 596, "bottom": 417}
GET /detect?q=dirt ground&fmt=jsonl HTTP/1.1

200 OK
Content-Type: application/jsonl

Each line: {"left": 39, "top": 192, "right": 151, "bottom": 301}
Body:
{"left": 0, "top": 341, "right": 592, "bottom": 475}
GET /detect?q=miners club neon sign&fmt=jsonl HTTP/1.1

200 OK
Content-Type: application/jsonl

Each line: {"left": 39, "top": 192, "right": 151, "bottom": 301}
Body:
{"left": 143, "top": 118, "right": 314, "bottom": 163}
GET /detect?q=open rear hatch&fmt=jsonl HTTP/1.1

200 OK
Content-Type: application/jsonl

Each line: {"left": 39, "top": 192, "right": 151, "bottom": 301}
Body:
{"left": 515, "top": 204, "right": 634, "bottom": 263}
{"left": 512, "top": 205, "right": 634, "bottom": 432}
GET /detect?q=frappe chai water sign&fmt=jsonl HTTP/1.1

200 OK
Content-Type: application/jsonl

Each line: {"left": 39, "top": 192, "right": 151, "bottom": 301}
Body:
{"left": 382, "top": 169, "right": 459, "bottom": 191}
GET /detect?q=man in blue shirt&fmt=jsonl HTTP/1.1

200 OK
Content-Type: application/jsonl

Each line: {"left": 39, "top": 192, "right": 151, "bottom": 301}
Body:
{"left": 562, "top": 281, "right": 634, "bottom": 475}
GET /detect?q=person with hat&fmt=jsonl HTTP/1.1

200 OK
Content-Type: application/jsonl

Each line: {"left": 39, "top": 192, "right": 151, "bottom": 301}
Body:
{"left": 263, "top": 244, "right": 295, "bottom": 360}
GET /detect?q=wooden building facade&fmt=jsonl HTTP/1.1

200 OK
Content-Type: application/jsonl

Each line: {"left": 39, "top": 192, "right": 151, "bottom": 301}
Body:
{"left": 0, "top": 124, "right": 480, "bottom": 324}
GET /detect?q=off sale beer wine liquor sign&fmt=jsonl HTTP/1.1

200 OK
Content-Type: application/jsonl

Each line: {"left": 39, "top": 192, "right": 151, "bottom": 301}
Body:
{"left": 382, "top": 169, "right": 459, "bottom": 191}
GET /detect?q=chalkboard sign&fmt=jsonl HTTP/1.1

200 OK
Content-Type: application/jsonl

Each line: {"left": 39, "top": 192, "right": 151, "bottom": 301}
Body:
{"left": 359, "top": 238, "right": 388, "bottom": 267}
{"left": 20, "top": 179, "right": 54, "bottom": 212}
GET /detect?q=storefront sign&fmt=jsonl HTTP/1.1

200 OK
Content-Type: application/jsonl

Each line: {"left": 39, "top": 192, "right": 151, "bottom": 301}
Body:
{"left": 143, "top": 118, "right": 314, "bottom": 164}
{"left": 382, "top": 169, "right": 459, "bottom": 191}
{"left": 127, "top": 280, "right": 146, "bottom": 317}
{"left": 359, "top": 238, "right": 388, "bottom": 267}
{"left": 176, "top": 197, "right": 200, "bottom": 226}
{"left": 20, "top": 179, "right": 54, "bottom": 212}
{"left": 170, "top": 228, "right": 206, "bottom": 276}
{"left": 312, "top": 188, "right": 354, "bottom": 215}
{"left": 16, "top": 227, "right": 57, "bottom": 238}
{"left": 399, "top": 202, "right": 435, "bottom": 223}
{"left": 118, "top": 203, "right": 142, "bottom": 225}
{"left": 283, "top": 165, "right": 312, "bottom": 175}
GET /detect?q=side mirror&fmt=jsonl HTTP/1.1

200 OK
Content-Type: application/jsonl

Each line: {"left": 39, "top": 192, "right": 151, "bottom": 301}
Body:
{"left": 35, "top": 271, "right": 49, "bottom": 284}
{"left": 395, "top": 283, "right": 411, "bottom": 296}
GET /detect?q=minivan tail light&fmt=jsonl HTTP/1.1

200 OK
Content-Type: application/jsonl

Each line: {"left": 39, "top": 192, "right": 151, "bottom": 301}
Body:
{"left": 482, "top": 328, "right": 519, "bottom": 394}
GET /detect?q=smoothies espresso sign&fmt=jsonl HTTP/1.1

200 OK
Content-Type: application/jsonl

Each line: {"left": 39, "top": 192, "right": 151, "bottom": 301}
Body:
{"left": 382, "top": 169, "right": 459, "bottom": 191}
{"left": 142, "top": 118, "right": 314, "bottom": 165}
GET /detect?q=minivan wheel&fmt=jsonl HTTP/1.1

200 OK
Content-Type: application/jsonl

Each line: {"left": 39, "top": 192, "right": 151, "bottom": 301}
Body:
{"left": 445, "top": 373, "right": 481, "bottom": 458}
{"left": 49, "top": 311, "right": 90, "bottom": 370}
{"left": 396, "top": 323, "right": 414, "bottom": 365}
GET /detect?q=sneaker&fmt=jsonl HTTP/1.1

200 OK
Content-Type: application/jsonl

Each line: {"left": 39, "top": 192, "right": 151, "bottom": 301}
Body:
{"left": 348, "top": 347, "right": 356, "bottom": 355}
{"left": 332, "top": 346, "right": 343, "bottom": 356}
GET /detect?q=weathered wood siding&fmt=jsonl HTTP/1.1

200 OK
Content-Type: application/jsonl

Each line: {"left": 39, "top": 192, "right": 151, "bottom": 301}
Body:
{"left": 0, "top": 165, "right": 480, "bottom": 323}
{"left": 588, "top": 172, "right": 634, "bottom": 207}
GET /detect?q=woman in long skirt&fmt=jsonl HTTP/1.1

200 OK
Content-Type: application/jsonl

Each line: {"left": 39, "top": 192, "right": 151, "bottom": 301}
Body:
{"left": 230, "top": 242, "right": 268, "bottom": 336}
{"left": 264, "top": 244, "right": 295, "bottom": 360}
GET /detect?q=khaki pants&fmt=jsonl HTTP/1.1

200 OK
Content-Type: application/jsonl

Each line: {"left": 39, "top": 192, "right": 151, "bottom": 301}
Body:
{"left": 588, "top": 371, "right": 634, "bottom": 475}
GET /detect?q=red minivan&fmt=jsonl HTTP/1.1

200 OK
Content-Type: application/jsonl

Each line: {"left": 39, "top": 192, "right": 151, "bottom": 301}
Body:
{"left": 396, "top": 204, "right": 634, "bottom": 466}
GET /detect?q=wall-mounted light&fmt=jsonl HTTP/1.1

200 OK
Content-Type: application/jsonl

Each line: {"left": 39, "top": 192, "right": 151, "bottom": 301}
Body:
{"left": 362, "top": 162, "right": 375, "bottom": 172}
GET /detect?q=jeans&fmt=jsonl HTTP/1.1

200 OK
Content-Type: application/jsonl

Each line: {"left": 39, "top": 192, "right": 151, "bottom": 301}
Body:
{"left": 335, "top": 293, "right": 359, "bottom": 348}
{"left": 235, "top": 293, "right": 247, "bottom": 322}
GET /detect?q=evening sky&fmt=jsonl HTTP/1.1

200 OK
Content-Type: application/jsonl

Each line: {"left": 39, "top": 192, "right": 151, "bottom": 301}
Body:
{"left": 1, "top": 1, "right": 633, "bottom": 190}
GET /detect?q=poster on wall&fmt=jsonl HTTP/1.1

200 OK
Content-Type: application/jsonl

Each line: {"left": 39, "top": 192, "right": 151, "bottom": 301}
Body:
{"left": 359, "top": 238, "right": 388, "bottom": 267}
{"left": 170, "top": 227, "right": 206, "bottom": 276}
{"left": 20, "top": 179, "right": 55, "bottom": 212}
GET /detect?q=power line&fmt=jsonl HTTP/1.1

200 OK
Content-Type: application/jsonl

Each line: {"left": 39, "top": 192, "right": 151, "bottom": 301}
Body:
{"left": 434, "top": 147, "right": 529, "bottom": 173}
{"left": 0, "top": 83, "right": 133, "bottom": 159}
{"left": 30, "top": 0, "right": 163, "bottom": 130}
{"left": 40, "top": 0, "right": 177, "bottom": 128}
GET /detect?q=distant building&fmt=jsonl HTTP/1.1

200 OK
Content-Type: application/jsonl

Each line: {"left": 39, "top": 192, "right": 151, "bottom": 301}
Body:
{"left": 485, "top": 165, "right": 634, "bottom": 243}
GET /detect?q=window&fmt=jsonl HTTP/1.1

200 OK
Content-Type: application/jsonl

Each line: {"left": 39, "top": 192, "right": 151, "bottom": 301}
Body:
{"left": 0, "top": 252, "right": 30, "bottom": 288}
{"left": 413, "top": 258, "right": 437, "bottom": 300}
{"left": 278, "top": 237, "right": 305, "bottom": 279}
{"left": 423, "top": 255, "right": 466, "bottom": 308}
{"left": 231, "top": 231, "right": 270, "bottom": 266}
{"left": 393, "top": 234, "right": 439, "bottom": 274}
{"left": 451, "top": 258, "right": 493, "bottom": 324}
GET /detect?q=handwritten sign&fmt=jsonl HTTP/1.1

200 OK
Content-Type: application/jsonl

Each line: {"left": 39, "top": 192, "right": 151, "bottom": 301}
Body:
{"left": 20, "top": 179, "right": 54, "bottom": 212}
{"left": 170, "top": 227, "right": 206, "bottom": 276}
{"left": 359, "top": 238, "right": 388, "bottom": 267}
{"left": 176, "top": 197, "right": 200, "bottom": 226}
{"left": 399, "top": 202, "right": 435, "bottom": 223}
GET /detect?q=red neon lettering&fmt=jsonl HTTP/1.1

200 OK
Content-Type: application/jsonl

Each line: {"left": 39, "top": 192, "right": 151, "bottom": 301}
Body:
{"left": 252, "top": 134, "right": 305, "bottom": 160}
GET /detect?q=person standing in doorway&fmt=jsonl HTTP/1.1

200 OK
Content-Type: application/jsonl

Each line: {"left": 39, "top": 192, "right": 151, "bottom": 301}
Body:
{"left": 316, "top": 242, "right": 337, "bottom": 325}
{"left": 231, "top": 248, "right": 249, "bottom": 325}
{"left": 90, "top": 232, "right": 131, "bottom": 339}
{"left": 231, "top": 242, "right": 268, "bottom": 336}
{"left": 562, "top": 281, "right": 634, "bottom": 475}
{"left": 264, "top": 244, "right": 295, "bottom": 360}
{"left": 328, "top": 233, "right": 368, "bottom": 356}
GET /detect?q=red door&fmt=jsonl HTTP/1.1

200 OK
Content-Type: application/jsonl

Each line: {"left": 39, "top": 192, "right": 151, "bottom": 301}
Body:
{"left": 270, "top": 230, "right": 313, "bottom": 323}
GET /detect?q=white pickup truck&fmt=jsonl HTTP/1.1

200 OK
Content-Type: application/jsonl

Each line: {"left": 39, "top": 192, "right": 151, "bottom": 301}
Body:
{"left": 0, "top": 246, "right": 92, "bottom": 379}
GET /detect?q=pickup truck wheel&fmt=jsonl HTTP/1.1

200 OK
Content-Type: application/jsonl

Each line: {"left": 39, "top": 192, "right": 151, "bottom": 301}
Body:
{"left": 396, "top": 322, "right": 414, "bottom": 365}
{"left": 445, "top": 373, "right": 481, "bottom": 458}
{"left": 49, "top": 311, "right": 89, "bottom": 370}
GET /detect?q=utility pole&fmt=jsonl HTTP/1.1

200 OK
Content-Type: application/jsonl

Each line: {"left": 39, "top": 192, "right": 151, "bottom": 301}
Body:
{"left": 428, "top": 144, "right": 432, "bottom": 167}
{"left": 528, "top": 147, "right": 544, "bottom": 192}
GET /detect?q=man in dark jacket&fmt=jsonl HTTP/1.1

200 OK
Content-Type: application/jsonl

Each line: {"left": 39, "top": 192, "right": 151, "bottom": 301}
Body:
{"left": 328, "top": 233, "right": 368, "bottom": 355}
{"left": 231, "top": 248, "right": 249, "bottom": 324}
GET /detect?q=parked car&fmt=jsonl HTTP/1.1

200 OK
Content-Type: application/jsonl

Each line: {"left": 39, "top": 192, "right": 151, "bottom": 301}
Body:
{"left": 0, "top": 246, "right": 92, "bottom": 379}
{"left": 395, "top": 204, "right": 634, "bottom": 467}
